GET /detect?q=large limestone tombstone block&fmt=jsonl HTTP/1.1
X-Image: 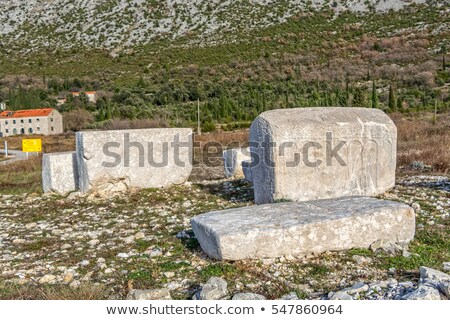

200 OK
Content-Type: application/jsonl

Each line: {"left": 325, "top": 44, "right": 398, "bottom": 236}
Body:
{"left": 191, "top": 197, "right": 415, "bottom": 260}
{"left": 76, "top": 128, "right": 193, "bottom": 193}
{"left": 250, "top": 107, "right": 397, "bottom": 204}
{"left": 42, "top": 152, "right": 78, "bottom": 194}
{"left": 223, "top": 147, "right": 251, "bottom": 178}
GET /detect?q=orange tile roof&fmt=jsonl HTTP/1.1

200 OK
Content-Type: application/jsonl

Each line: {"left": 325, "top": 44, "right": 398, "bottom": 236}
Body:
{"left": 0, "top": 108, "right": 54, "bottom": 119}
{"left": 71, "top": 91, "right": 96, "bottom": 95}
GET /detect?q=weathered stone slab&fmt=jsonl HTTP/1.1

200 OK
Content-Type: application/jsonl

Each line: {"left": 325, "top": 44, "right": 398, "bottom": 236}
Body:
{"left": 76, "top": 128, "right": 193, "bottom": 193}
{"left": 249, "top": 107, "right": 397, "bottom": 204}
{"left": 223, "top": 147, "right": 250, "bottom": 178}
{"left": 241, "top": 160, "right": 253, "bottom": 182}
{"left": 191, "top": 197, "right": 414, "bottom": 260}
{"left": 42, "top": 152, "right": 78, "bottom": 194}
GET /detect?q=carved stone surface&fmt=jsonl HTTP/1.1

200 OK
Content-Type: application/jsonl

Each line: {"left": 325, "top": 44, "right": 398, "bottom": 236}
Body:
{"left": 249, "top": 107, "right": 397, "bottom": 204}
{"left": 76, "top": 128, "right": 193, "bottom": 192}
{"left": 42, "top": 151, "right": 78, "bottom": 194}
{"left": 191, "top": 197, "right": 415, "bottom": 260}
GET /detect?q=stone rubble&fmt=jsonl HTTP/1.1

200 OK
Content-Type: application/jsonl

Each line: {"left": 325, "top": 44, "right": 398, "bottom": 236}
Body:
{"left": 193, "top": 277, "right": 228, "bottom": 300}
{"left": 127, "top": 288, "right": 172, "bottom": 300}
{"left": 232, "top": 292, "right": 266, "bottom": 300}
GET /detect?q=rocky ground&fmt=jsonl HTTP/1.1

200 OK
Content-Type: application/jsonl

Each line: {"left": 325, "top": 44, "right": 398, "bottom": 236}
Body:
{"left": 0, "top": 174, "right": 449, "bottom": 300}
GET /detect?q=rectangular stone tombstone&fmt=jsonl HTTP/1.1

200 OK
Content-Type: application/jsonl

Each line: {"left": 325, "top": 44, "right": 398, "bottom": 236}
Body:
{"left": 191, "top": 197, "right": 415, "bottom": 260}
{"left": 76, "top": 128, "right": 193, "bottom": 193}
{"left": 42, "top": 152, "right": 78, "bottom": 194}
{"left": 223, "top": 147, "right": 251, "bottom": 179}
{"left": 249, "top": 107, "right": 397, "bottom": 204}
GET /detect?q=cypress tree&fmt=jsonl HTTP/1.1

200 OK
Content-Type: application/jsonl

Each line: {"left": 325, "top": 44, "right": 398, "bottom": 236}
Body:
{"left": 371, "top": 80, "right": 378, "bottom": 108}
{"left": 396, "top": 96, "right": 403, "bottom": 112}
{"left": 345, "top": 75, "right": 350, "bottom": 105}
{"left": 353, "top": 88, "right": 365, "bottom": 108}
{"left": 442, "top": 45, "right": 447, "bottom": 71}
{"left": 106, "top": 103, "right": 112, "bottom": 120}
{"left": 388, "top": 84, "right": 396, "bottom": 111}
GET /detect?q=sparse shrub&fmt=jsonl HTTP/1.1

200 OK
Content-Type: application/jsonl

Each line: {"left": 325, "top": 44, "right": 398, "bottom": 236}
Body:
{"left": 63, "top": 108, "right": 95, "bottom": 131}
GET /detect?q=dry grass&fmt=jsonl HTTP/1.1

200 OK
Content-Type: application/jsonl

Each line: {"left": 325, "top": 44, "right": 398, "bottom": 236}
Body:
{"left": 394, "top": 112, "right": 450, "bottom": 174}
{"left": 0, "top": 156, "right": 43, "bottom": 194}
{"left": 102, "top": 119, "right": 168, "bottom": 130}
{"left": 0, "top": 282, "right": 110, "bottom": 300}
{"left": 0, "top": 133, "right": 75, "bottom": 153}
{"left": 194, "top": 130, "right": 249, "bottom": 164}
{"left": 195, "top": 130, "right": 249, "bottom": 148}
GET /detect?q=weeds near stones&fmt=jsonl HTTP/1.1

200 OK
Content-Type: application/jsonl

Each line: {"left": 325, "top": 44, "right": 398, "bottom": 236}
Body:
{"left": 199, "top": 263, "right": 238, "bottom": 281}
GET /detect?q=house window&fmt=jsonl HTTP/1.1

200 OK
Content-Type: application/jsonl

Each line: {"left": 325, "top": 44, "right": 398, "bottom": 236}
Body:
{"left": 5, "top": 120, "right": 8, "bottom": 125}
{"left": 5, "top": 129, "right": 9, "bottom": 133}
{"left": 13, "top": 120, "right": 16, "bottom": 124}
{"left": 29, "top": 119, "right": 32, "bottom": 123}
{"left": 51, "top": 126, "right": 54, "bottom": 131}
{"left": 37, "top": 127, "right": 40, "bottom": 131}
{"left": 50, "top": 118, "right": 54, "bottom": 122}
{"left": 21, "top": 119, "right": 24, "bottom": 123}
{"left": 28, "top": 128, "right": 33, "bottom": 133}
{"left": 13, "top": 128, "right": 17, "bottom": 135}
{"left": 20, "top": 128, "right": 25, "bottom": 134}
{"left": 37, "top": 118, "right": 40, "bottom": 122}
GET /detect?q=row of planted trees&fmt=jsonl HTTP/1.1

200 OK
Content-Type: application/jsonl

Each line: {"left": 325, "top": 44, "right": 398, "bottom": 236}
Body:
{"left": 1, "top": 78, "right": 449, "bottom": 131}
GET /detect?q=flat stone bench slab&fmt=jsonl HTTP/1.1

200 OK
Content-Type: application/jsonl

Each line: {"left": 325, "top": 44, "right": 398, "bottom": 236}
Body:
{"left": 191, "top": 197, "right": 415, "bottom": 260}
{"left": 42, "top": 152, "right": 78, "bottom": 194}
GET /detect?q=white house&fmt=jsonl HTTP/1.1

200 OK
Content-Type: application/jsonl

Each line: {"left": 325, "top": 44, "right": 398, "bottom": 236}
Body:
{"left": 0, "top": 108, "right": 63, "bottom": 137}
{"left": 71, "top": 91, "right": 97, "bottom": 103}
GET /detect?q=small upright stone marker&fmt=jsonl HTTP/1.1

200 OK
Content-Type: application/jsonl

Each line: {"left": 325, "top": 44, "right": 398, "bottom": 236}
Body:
{"left": 250, "top": 107, "right": 397, "bottom": 204}
{"left": 42, "top": 152, "right": 78, "bottom": 194}
{"left": 241, "top": 160, "right": 253, "bottom": 182}
{"left": 223, "top": 148, "right": 251, "bottom": 179}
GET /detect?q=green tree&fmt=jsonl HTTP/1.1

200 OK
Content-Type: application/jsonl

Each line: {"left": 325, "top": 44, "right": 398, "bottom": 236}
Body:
{"left": 352, "top": 88, "right": 366, "bottom": 107}
{"left": 106, "top": 103, "right": 113, "bottom": 120}
{"left": 388, "top": 84, "right": 397, "bottom": 111}
{"left": 442, "top": 45, "right": 447, "bottom": 71}
{"left": 371, "top": 80, "right": 378, "bottom": 108}
{"left": 396, "top": 96, "right": 403, "bottom": 112}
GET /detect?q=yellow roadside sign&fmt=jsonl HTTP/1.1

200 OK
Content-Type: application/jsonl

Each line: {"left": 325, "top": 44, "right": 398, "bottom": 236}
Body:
{"left": 22, "top": 139, "right": 42, "bottom": 152}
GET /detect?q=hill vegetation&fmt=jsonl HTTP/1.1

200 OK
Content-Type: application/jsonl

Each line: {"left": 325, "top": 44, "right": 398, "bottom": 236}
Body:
{"left": 0, "top": 2, "right": 448, "bottom": 130}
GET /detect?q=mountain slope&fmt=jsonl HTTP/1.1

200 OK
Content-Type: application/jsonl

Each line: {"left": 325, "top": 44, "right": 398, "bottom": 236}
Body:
{"left": 0, "top": 0, "right": 442, "bottom": 52}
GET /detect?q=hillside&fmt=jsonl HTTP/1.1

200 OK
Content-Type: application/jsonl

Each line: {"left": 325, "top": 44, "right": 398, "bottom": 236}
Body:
{"left": 0, "top": 1, "right": 449, "bottom": 130}
{"left": 0, "top": 0, "right": 439, "bottom": 52}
